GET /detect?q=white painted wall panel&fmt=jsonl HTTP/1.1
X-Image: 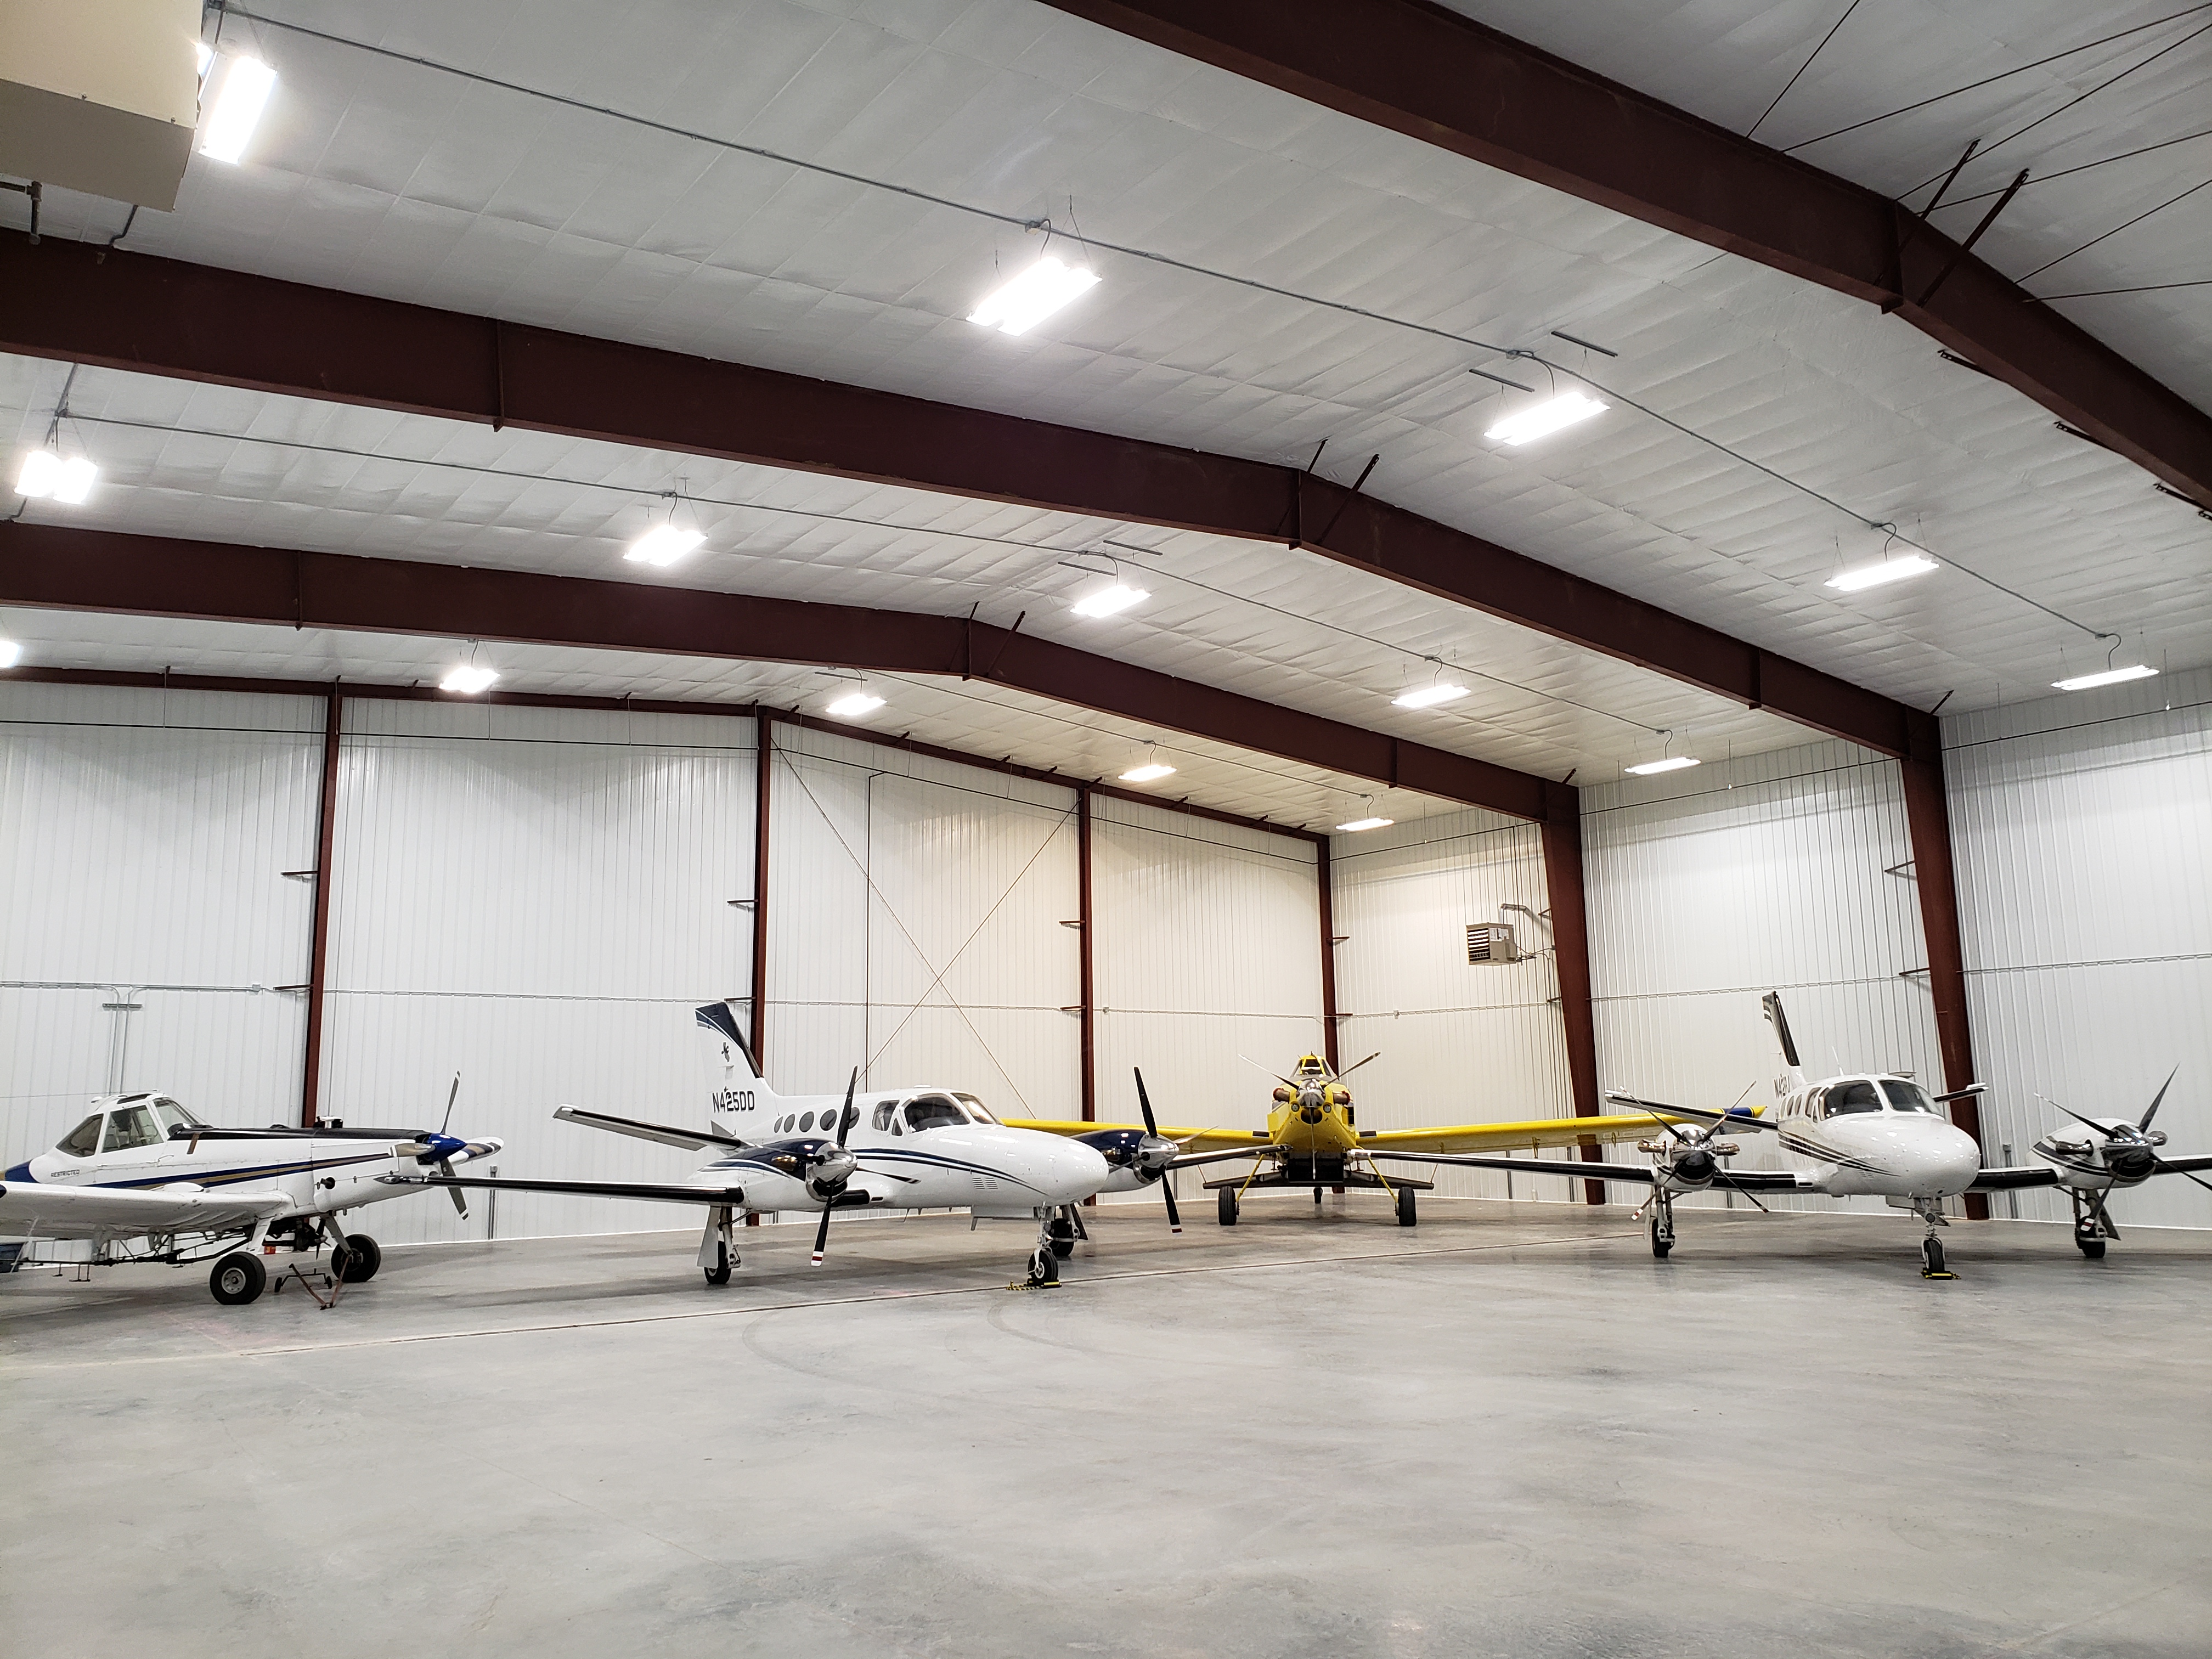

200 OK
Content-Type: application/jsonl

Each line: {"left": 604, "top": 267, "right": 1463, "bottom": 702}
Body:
{"left": 0, "top": 683, "right": 320, "bottom": 1163}
{"left": 1581, "top": 740, "right": 1938, "bottom": 1212}
{"left": 1330, "top": 808, "right": 1574, "bottom": 1203}
{"left": 1948, "top": 666, "right": 2212, "bottom": 1230}
{"left": 1092, "top": 795, "right": 1322, "bottom": 1137}
{"left": 320, "top": 701, "right": 759, "bottom": 1245}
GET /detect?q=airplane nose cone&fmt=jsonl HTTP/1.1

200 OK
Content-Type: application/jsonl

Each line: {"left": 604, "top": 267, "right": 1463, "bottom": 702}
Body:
{"left": 1045, "top": 1137, "right": 1111, "bottom": 1201}
{"left": 1933, "top": 1129, "right": 1984, "bottom": 1194}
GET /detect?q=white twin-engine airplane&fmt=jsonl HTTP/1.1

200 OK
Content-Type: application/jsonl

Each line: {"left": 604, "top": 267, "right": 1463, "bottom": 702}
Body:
{"left": 1361, "top": 991, "right": 2212, "bottom": 1277}
{"left": 394, "top": 1001, "right": 1181, "bottom": 1288}
{"left": 0, "top": 1082, "right": 501, "bottom": 1304}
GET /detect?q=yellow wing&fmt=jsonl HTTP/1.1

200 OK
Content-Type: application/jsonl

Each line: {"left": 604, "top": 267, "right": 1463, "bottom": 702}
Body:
{"left": 1001, "top": 1119, "right": 1269, "bottom": 1153}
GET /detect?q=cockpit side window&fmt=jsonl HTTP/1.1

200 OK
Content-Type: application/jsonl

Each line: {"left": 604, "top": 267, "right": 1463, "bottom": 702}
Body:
{"left": 152, "top": 1097, "right": 203, "bottom": 1135}
{"left": 951, "top": 1092, "right": 997, "bottom": 1125}
{"left": 57, "top": 1114, "right": 103, "bottom": 1157}
{"left": 1823, "top": 1082, "right": 1882, "bottom": 1116}
{"left": 872, "top": 1101, "right": 896, "bottom": 1131}
{"left": 1881, "top": 1080, "right": 1938, "bottom": 1114}
{"left": 100, "top": 1104, "right": 163, "bottom": 1152}
{"left": 904, "top": 1094, "right": 969, "bottom": 1133}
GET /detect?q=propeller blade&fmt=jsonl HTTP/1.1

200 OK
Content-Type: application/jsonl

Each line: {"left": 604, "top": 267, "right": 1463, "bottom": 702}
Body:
{"left": 438, "top": 1157, "right": 468, "bottom": 1217}
{"left": 1330, "top": 1051, "right": 1383, "bottom": 1083}
{"left": 1714, "top": 1176, "right": 1772, "bottom": 1214}
{"left": 2140, "top": 1066, "right": 2180, "bottom": 1132}
{"left": 811, "top": 1199, "right": 834, "bottom": 1265}
{"left": 440, "top": 1071, "right": 461, "bottom": 1137}
{"left": 811, "top": 1066, "right": 862, "bottom": 1265}
{"left": 1133, "top": 1068, "right": 1160, "bottom": 1138}
{"left": 2044, "top": 1096, "right": 2124, "bottom": 1139}
{"left": 1160, "top": 1182, "right": 1181, "bottom": 1233}
{"left": 2155, "top": 1159, "right": 2212, "bottom": 1194}
{"left": 836, "top": 1066, "right": 859, "bottom": 1147}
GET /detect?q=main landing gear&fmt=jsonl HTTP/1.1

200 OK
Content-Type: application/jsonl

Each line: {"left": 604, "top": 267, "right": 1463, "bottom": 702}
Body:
{"left": 2068, "top": 1188, "right": 2117, "bottom": 1260}
{"left": 209, "top": 1251, "right": 267, "bottom": 1305}
{"left": 1396, "top": 1184, "right": 1418, "bottom": 1228}
{"left": 1912, "top": 1198, "right": 1955, "bottom": 1279}
{"left": 330, "top": 1233, "right": 382, "bottom": 1284}
{"left": 1218, "top": 1187, "right": 1239, "bottom": 1227}
{"left": 699, "top": 1205, "right": 739, "bottom": 1286}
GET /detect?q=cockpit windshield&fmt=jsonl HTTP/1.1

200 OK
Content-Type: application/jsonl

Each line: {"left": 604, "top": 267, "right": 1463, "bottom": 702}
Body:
{"left": 1822, "top": 1081, "right": 1883, "bottom": 1116}
{"left": 1881, "top": 1080, "right": 1939, "bottom": 1114}
{"left": 57, "top": 1113, "right": 102, "bottom": 1157}
{"left": 152, "top": 1097, "right": 205, "bottom": 1133}
{"left": 952, "top": 1093, "right": 998, "bottom": 1125}
{"left": 904, "top": 1094, "right": 969, "bottom": 1132}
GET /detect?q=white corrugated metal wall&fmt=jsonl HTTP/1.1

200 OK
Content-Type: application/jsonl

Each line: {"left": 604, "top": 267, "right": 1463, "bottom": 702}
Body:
{"left": 319, "top": 700, "right": 760, "bottom": 1245}
{"left": 1, "top": 683, "right": 321, "bottom": 1162}
{"left": 1328, "top": 808, "right": 1576, "bottom": 1203}
{"left": 1947, "top": 665, "right": 2212, "bottom": 1231}
{"left": 1091, "top": 795, "right": 1323, "bottom": 1139}
{"left": 1580, "top": 739, "right": 1940, "bottom": 1212}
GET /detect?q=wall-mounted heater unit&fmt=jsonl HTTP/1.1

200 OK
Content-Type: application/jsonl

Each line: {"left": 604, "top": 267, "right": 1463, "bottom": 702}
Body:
{"left": 1466, "top": 923, "right": 1522, "bottom": 964}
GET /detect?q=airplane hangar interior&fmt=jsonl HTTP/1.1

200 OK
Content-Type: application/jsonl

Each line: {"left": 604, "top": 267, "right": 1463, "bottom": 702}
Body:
{"left": 4, "top": 3, "right": 2209, "bottom": 1655}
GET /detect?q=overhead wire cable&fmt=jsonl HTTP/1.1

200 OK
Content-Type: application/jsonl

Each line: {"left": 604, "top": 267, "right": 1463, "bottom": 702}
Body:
{"left": 2018, "top": 176, "right": 2212, "bottom": 283}
{"left": 2036, "top": 275, "right": 2212, "bottom": 298}
{"left": 1780, "top": 3, "right": 2212, "bottom": 152}
{"left": 1746, "top": 0, "right": 1864, "bottom": 140}
{"left": 1939, "top": 123, "right": 2212, "bottom": 206}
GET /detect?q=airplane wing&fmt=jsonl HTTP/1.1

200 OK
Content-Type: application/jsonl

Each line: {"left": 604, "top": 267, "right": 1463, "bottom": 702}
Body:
{"left": 1361, "top": 1150, "right": 1810, "bottom": 1191}
{"left": 1356, "top": 1107, "right": 1734, "bottom": 1154}
{"left": 554, "top": 1105, "right": 746, "bottom": 1152}
{"left": 1970, "top": 1153, "right": 2212, "bottom": 1191}
{"left": 1001, "top": 1118, "right": 1267, "bottom": 1153}
{"left": 0, "top": 1179, "right": 291, "bottom": 1240}
{"left": 386, "top": 1174, "right": 751, "bottom": 1206}
{"left": 1602, "top": 1091, "right": 1776, "bottom": 1132}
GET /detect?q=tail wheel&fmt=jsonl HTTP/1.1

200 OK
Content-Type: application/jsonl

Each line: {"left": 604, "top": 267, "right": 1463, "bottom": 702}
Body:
{"left": 337, "top": 1234, "right": 381, "bottom": 1283}
{"left": 1217, "top": 1188, "right": 1238, "bottom": 1227}
{"left": 2076, "top": 1235, "right": 2107, "bottom": 1260}
{"left": 1396, "top": 1187, "right": 1417, "bottom": 1228}
{"left": 209, "top": 1252, "right": 267, "bottom": 1306}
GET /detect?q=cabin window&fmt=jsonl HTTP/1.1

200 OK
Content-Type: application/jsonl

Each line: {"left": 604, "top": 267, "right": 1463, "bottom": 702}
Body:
{"left": 872, "top": 1102, "right": 896, "bottom": 1131}
{"left": 100, "top": 1104, "right": 163, "bottom": 1152}
{"left": 1882, "top": 1080, "right": 1939, "bottom": 1114}
{"left": 1823, "top": 1082, "right": 1882, "bottom": 1116}
{"left": 904, "top": 1095, "right": 968, "bottom": 1133}
{"left": 952, "top": 1093, "right": 998, "bottom": 1125}
{"left": 57, "top": 1114, "right": 103, "bottom": 1156}
{"left": 798, "top": 1111, "right": 816, "bottom": 1133}
{"left": 152, "top": 1098, "right": 202, "bottom": 1135}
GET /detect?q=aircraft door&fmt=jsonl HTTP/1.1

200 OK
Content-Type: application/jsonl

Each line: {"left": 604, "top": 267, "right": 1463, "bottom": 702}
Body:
{"left": 97, "top": 1102, "right": 174, "bottom": 1182}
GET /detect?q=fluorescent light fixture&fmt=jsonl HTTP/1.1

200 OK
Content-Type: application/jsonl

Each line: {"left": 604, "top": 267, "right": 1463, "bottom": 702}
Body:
{"left": 0, "top": 638, "right": 21, "bottom": 669}
{"left": 1485, "top": 390, "right": 1607, "bottom": 447}
{"left": 1392, "top": 682, "right": 1468, "bottom": 709}
{"left": 1624, "top": 755, "right": 1700, "bottom": 776}
{"left": 1120, "top": 761, "right": 1176, "bottom": 783}
{"left": 2053, "top": 663, "right": 2158, "bottom": 692}
{"left": 1336, "top": 816, "right": 1395, "bottom": 832}
{"left": 439, "top": 664, "right": 499, "bottom": 695}
{"left": 15, "top": 451, "right": 94, "bottom": 503}
{"left": 1826, "top": 551, "right": 1938, "bottom": 592}
{"left": 826, "top": 690, "right": 885, "bottom": 719}
{"left": 968, "top": 256, "right": 1100, "bottom": 336}
{"left": 1071, "top": 582, "right": 1147, "bottom": 618}
{"left": 200, "top": 56, "right": 276, "bottom": 163}
{"left": 625, "top": 525, "right": 704, "bottom": 567}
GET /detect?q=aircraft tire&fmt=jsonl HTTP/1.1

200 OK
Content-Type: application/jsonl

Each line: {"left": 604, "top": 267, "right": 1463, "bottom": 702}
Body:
{"left": 2076, "top": 1235, "right": 2107, "bottom": 1260}
{"left": 210, "top": 1252, "right": 267, "bottom": 1306}
{"left": 1217, "top": 1188, "right": 1238, "bottom": 1227}
{"left": 1650, "top": 1217, "right": 1671, "bottom": 1259}
{"left": 1922, "top": 1235, "right": 1945, "bottom": 1276}
{"left": 1049, "top": 1214, "right": 1076, "bottom": 1259}
{"left": 338, "top": 1234, "right": 381, "bottom": 1283}
{"left": 703, "top": 1242, "right": 732, "bottom": 1285}
{"left": 1396, "top": 1186, "right": 1417, "bottom": 1228}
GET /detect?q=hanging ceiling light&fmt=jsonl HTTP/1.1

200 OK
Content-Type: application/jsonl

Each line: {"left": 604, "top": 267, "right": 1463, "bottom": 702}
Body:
{"left": 1624, "top": 755, "right": 1700, "bottom": 776}
{"left": 15, "top": 451, "right": 96, "bottom": 504}
{"left": 1485, "top": 390, "right": 1606, "bottom": 447}
{"left": 968, "top": 255, "right": 1101, "bottom": 336}
{"left": 826, "top": 687, "right": 885, "bottom": 719}
{"left": 625, "top": 524, "right": 704, "bottom": 568}
{"left": 440, "top": 664, "right": 499, "bottom": 695}
{"left": 1826, "top": 550, "right": 1938, "bottom": 592}
{"left": 1071, "top": 582, "right": 1148, "bottom": 619}
{"left": 1336, "top": 795, "right": 1393, "bottom": 832}
{"left": 2053, "top": 663, "right": 2158, "bottom": 692}
{"left": 199, "top": 56, "right": 277, "bottom": 165}
{"left": 1392, "top": 681, "right": 1468, "bottom": 710}
{"left": 1119, "top": 743, "right": 1175, "bottom": 783}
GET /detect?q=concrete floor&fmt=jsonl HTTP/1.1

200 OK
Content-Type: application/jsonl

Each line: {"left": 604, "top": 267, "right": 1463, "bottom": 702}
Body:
{"left": 4, "top": 1198, "right": 2208, "bottom": 1659}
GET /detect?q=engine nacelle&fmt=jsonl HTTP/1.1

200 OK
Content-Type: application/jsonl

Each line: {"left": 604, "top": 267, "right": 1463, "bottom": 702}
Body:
{"left": 804, "top": 1145, "right": 858, "bottom": 1199}
{"left": 2036, "top": 1122, "right": 2162, "bottom": 1190}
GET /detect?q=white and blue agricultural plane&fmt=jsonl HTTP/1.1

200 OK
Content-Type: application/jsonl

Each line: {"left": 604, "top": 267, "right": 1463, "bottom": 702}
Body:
{"left": 1357, "top": 991, "right": 2212, "bottom": 1277}
{"left": 391, "top": 1001, "right": 1177, "bottom": 1288}
{"left": 0, "top": 1082, "right": 501, "bottom": 1304}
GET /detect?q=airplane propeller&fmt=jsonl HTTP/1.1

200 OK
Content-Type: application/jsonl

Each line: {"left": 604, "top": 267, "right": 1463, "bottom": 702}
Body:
{"left": 402, "top": 1073, "right": 473, "bottom": 1217}
{"left": 810, "top": 1069, "right": 861, "bottom": 1266}
{"left": 2040, "top": 1069, "right": 2180, "bottom": 1184}
{"left": 1132, "top": 1068, "right": 1182, "bottom": 1233}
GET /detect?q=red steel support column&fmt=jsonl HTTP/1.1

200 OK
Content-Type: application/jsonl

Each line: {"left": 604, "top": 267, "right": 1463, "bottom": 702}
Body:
{"left": 751, "top": 712, "right": 774, "bottom": 1072}
{"left": 1900, "top": 716, "right": 1988, "bottom": 1219}
{"left": 1539, "top": 803, "right": 1604, "bottom": 1205}
{"left": 1076, "top": 785, "right": 1097, "bottom": 1122}
{"left": 1317, "top": 837, "right": 1341, "bottom": 1073}
{"left": 299, "top": 687, "right": 343, "bottom": 1127}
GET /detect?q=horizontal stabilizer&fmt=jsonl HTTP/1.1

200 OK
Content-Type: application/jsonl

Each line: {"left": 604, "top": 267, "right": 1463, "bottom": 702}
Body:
{"left": 555, "top": 1105, "right": 746, "bottom": 1152}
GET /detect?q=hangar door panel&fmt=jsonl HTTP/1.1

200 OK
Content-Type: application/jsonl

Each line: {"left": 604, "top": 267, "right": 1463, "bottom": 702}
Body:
{"left": 1092, "top": 797, "right": 1322, "bottom": 1141}
{"left": 321, "top": 702, "right": 758, "bottom": 1246}
{"left": 0, "top": 684, "right": 319, "bottom": 1159}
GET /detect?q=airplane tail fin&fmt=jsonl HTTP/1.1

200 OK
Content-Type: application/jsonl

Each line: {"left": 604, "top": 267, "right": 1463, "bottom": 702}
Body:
{"left": 1762, "top": 991, "right": 1809, "bottom": 1094}
{"left": 695, "top": 1000, "right": 779, "bottom": 1114}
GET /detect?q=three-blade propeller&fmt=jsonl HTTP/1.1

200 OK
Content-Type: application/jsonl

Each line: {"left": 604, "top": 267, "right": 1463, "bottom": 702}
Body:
{"left": 2042, "top": 1068, "right": 2188, "bottom": 1185}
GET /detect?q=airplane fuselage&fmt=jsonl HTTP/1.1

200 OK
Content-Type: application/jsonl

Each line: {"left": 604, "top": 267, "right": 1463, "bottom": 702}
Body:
{"left": 1769, "top": 1074, "right": 1983, "bottom": 1199}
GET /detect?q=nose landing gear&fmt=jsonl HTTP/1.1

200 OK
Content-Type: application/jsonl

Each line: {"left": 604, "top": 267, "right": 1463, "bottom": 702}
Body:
{"left": 1914, "top": 1198, "right": 1955, "bottom": 1279}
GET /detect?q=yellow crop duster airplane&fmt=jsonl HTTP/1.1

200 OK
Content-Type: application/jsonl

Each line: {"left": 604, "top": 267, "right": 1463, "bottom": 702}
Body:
{"left": 1007, "top": 1054, "right": 1689, "bottom": 1228}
